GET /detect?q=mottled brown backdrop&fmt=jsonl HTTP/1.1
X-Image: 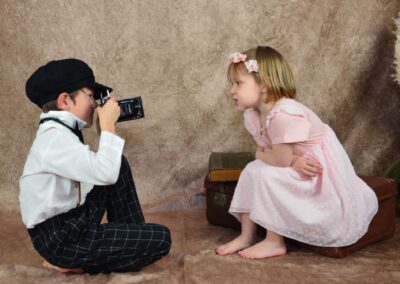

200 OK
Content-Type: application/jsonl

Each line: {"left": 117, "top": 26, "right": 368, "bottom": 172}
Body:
{"left": 1, "top": 0, "right": 400, "bottom": 212}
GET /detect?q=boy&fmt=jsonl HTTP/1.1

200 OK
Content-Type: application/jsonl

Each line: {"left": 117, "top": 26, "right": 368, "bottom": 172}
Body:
{"left": 19, "top": 58, "right": 171, "bottom": 274}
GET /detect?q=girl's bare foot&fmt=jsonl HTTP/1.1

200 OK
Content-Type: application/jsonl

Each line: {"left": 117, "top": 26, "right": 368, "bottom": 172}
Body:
{"left": 42, "top": 260, "right": 83, "bottom": 273}
{"left": 215, "top": 235, "right": 256, "bottom": 256}
{"left": 238, "top": 239, "right": 287, "bottom": 259}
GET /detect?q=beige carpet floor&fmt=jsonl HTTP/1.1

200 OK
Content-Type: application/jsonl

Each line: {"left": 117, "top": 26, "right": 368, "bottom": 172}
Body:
{"left": 0, "top": 209, "right": 399, "bottom": 284}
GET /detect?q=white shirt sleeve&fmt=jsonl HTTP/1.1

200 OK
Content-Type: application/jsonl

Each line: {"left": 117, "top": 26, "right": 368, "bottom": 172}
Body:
{"left": 41, "top": 129, "right": 125, "bottom": 185}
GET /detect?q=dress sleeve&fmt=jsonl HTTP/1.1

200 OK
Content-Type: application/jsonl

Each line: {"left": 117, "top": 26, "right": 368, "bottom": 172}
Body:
{"left": 267, "top": 105, "right": 312, "bottom": 144}
{"left": 243, "top": 108, "right": 259, "bottom": 136}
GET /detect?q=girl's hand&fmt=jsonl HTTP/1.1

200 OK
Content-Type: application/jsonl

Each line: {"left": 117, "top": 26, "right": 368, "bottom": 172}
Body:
{"left": 292, "top": 156, "right": 323, "bottom": 177}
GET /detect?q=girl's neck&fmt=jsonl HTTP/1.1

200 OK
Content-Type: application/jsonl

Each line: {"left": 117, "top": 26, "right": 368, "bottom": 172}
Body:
{"left": 257, "top": 99, "right": 280, "bottom": 116}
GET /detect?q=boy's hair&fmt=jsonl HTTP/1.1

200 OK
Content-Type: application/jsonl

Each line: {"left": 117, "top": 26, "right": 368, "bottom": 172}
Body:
{"left": 227, "top": 46, "right": 296, "bottom": 103}
{"left": 42, "top": 89, "right": 80, "bottom": 113}
{"left": 41, "top": 87, "right": 96, "bottom": 113}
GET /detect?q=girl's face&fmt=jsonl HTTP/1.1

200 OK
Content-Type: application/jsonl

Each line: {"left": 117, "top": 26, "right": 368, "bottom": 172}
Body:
{"left": 229, "top": 70, "right": 264, "bottom": 111}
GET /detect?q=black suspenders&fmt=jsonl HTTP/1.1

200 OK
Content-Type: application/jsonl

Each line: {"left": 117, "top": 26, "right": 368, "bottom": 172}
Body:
{"left": 39, "top": 117, "right": 84, "bottom": 143}
{"left": 39, "top": 117, "right": 83, "bottom": 206}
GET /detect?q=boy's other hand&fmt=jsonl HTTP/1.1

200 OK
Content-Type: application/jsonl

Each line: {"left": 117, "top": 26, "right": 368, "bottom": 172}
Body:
{"left": 95, "top": 115, "right": 101, "bottom": 136}
{"left": 97, "top": 98, "right": 120, "bottom": 134}
{"left": 292, "top": 156, "right": 323, "bottom": 177}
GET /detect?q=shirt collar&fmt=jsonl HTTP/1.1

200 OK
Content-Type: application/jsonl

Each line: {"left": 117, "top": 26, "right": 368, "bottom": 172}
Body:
{"left": 40, "top": 111, "right": 87, "bottom": 130}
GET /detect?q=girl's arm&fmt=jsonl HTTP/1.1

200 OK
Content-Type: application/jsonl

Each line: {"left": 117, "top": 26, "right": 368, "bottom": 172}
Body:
{"left": 256, "top": 146, "right": 323, "bottom": 176}
{"left": 256, "top": 144, "right": 293, "bottom": 167}
{"left": 292, "top": 155, "right": 323, "bottom": 177}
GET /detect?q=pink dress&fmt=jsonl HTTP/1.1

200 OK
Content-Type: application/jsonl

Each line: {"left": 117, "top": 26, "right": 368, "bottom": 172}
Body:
{"left": 229, "top": 98, "right": 378, "bottom": 247}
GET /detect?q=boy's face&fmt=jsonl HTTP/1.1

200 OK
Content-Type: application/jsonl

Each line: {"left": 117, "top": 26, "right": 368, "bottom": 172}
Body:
{"left": 67, "top": 88, "right": 98, "bottom": 128}
{"left": 229, "top": 70, "right": 263, "bottom": 111}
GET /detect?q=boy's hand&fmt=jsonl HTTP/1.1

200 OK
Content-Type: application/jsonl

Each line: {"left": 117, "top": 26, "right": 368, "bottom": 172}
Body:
{"left": 96, "top": 98, "right": 120, "bottom": 134}
{"left": 95, "top": 115, "right": 101, "bottom": 136}
{"left": 292, "top": 156, "right": 323, "bottom": 177}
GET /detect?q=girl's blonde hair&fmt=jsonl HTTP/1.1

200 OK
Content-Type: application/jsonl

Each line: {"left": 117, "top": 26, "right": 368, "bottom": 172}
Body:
{"left": 228, "top": 46, "right": 296, "bottom": 103}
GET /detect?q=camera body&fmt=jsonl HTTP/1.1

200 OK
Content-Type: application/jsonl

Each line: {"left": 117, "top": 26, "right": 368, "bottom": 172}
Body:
{"left": 99, "top": 96, "right": 145, "bottom": 122}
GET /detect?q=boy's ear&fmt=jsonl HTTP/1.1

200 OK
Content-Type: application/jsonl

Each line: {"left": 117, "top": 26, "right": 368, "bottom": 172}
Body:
{"left": 57, "top": 92, "right": 71, "bottom": 110}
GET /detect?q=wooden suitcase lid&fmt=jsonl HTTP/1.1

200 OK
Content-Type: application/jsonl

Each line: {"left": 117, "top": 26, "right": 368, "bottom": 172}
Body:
{"left": 204, "top": 175, "right": 397, "bottom": 200}
{"left": 204, "top": 176, "right": 237, "bottom": 192}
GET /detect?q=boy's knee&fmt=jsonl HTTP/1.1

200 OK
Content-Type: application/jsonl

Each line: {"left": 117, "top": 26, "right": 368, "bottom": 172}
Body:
{"left": 157, "top": 225, "right": 172, "bottom": 253}
{"left": 116, "top": 155, "right": 134, "bottom": 182}
{"left": 120, "top": 155, "right": 129, "bottom": 171}
{"left": 121, "top": 154, "right": 128, "bottom": 164}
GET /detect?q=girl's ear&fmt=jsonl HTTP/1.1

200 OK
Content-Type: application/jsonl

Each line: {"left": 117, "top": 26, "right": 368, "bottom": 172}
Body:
{"left": 57, "top": 92, "right": 71, "bottom": 110}
{"left": 260, "top": 82, "right": 268, "bottom": 94}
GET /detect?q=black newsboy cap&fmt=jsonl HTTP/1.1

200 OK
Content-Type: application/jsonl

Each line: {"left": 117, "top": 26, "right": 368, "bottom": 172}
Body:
{"left": 26, "top": 58, "right": 112, "bottom": 108}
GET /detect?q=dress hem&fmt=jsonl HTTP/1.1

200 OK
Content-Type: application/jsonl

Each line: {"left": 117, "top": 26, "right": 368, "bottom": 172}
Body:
{"left": 229, "top": 202, "right": 378, "bottom": 247}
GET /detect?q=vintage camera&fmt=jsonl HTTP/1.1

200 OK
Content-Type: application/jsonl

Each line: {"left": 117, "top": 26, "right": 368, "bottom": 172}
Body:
{"left": 99, "top": 91, "right": 145, "bottom": 122}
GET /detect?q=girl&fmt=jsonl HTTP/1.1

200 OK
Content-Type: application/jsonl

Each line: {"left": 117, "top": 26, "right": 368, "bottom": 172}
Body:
{"left": 216, "top": 46, "right": 378, "bottom": 259}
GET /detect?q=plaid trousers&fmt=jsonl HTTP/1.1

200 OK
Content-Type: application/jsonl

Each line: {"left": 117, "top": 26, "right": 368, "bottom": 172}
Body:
{"left": 28, "top": 155, "right": 171, "bottom": 274}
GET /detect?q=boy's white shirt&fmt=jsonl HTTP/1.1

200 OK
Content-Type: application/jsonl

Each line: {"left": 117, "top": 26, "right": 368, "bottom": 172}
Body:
{"left": 19, "top": 110, "right": 125, "bottom": 228}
